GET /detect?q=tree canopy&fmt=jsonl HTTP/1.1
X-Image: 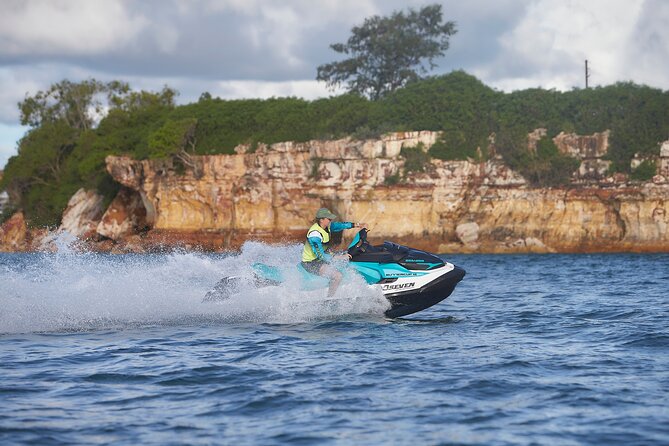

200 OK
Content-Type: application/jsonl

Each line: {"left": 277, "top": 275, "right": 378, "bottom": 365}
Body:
{"left": 317, "top": 4, "right": 457, "bottom": 99}
{"left": 18, "top": 79, "right": 177, "bottom": 131}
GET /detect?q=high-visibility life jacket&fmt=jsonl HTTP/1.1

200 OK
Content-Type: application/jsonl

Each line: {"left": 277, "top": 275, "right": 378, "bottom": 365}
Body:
{"left": 301, "top": 222, "right": 330, "bottom": 262}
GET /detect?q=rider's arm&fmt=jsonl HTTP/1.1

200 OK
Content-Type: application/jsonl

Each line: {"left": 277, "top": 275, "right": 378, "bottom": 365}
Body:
{"left": 330, "top": 221, "right": 353, "bottom": 232}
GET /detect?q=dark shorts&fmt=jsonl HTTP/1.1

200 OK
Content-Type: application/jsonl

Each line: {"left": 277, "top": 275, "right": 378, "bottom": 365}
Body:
{"left": 301, "top": 260, "right": 325, "bottom": 275}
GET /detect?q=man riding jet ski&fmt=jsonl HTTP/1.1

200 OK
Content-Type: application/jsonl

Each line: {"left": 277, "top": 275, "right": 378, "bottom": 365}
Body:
{"left": 205, "top": 226, "right": 466, "bottom": 318}
{"left": 301, "top": 208, "right": 366, "bottom": 297}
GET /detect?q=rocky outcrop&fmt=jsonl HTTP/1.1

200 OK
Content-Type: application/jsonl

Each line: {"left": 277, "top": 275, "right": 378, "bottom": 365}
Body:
{"left": 0, "top": 211, "right": 28, "bottom": 251}
{"left": 554, "top": 130, "right": 611, "bottom": 181}
{"left": 97, "top": 187, "right": 148, "bottom": 240}
{"left": 660, "top": 140, "right": 669, "bottom": 179}
{"left": 455, "top": 222, "right": 480, "bottom": 248}
{"left": 96, "top": 131, "right": 669, "bottom": 253}
{"left": 59, "top": 188, "right": 105, "bottom": 238}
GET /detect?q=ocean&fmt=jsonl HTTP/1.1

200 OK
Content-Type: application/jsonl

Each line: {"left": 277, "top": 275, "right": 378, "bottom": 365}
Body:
{"left": 1, "top": 242, "right": 668, "bottom": 445}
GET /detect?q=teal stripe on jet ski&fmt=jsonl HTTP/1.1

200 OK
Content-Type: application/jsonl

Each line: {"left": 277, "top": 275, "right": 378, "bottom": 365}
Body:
{"left": 350, "top": 263, "right": 427, "bottom": 284}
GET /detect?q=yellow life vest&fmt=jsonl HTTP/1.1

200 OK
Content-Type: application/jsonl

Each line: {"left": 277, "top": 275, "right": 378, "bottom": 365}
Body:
{"left": 301, "top": 222, "right": 330, "bottom": 262}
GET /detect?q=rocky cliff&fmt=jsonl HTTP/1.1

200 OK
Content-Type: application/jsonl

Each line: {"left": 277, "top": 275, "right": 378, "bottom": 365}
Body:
{"left": 2, "top": 131, "right": 669, "bottom": 253}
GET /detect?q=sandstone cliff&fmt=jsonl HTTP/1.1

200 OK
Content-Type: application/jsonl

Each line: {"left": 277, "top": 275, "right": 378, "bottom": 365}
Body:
{"left": 2, "top": 131, "right": 669, "bottom": 253}
{"left": 0, "top": 211, "right": 27, "bottom": 251}
{"left": 101, "top": 131, "right": 668, "bottom": 253}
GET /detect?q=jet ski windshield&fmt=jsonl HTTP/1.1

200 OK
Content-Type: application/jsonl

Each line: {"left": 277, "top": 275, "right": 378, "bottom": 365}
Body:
{"left": 347, "top": 228, "right": 377, "bottom": 257}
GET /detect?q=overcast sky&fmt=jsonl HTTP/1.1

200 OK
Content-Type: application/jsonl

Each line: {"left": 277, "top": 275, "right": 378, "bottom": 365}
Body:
{"left": 1, "top": 0, "right": 668, "bottom": 168}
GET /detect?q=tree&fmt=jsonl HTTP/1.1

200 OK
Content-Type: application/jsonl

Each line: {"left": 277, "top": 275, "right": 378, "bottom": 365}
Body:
{"left": 108, "top": 84, "right": 178, "bottom": 112}
{"left": 147, "top": 118, "right": 200, "bottom": 175}
{"left": 316, "top": 4, "right": 456, "bottom": 100}
{"left": 18, "top": 79, "right": 177, "bottom": 131}
{"left": 6, "top": 79, "right": 179, "bottom": 225}
{"left": 148, "top": 118, "right": 198, "bottom": 160}
{"left": 1, "top": 121, "right": 77, "bottom": 199}
{"left": 19, "top": 79, "right": 126, "bottom": 130}
{"left": 0, "top": 121, "right": 80, "bottom": 226}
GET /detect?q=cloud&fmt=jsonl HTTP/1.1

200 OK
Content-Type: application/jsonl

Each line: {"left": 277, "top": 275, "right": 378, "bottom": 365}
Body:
{"left": 623, "top": 0, "right": 669, "bottom": 87}
{"left": 0, "top": 0, "right": 148, "bottom": 56}
{"left": 1, "top": 0, "right": 667, "bottom": 89}
{"left": 211, "top": 79, "right": 338, "bottom": 100}
{"left": 474, "top": 0, "right": 654, "bottom": 90}
{"left": 0, "top": 66, "right": 51, "bottom": 124}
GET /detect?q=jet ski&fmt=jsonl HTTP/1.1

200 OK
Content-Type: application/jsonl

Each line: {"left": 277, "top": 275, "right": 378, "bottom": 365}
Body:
{"left": 205, "top": 229, "right": 465, "bottom": 318}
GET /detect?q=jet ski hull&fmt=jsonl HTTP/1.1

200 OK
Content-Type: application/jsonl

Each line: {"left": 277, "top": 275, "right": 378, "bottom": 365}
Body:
{"left": 204, "top": 265, "right": 465, "bottom": 318}
{"left": 383, "top": 266, "right": 465, "bottom": 318}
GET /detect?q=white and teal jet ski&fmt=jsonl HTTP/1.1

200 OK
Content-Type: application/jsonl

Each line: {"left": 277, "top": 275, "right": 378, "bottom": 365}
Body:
{"left": 205, "top": 229, "right": 465, "bottom": 318}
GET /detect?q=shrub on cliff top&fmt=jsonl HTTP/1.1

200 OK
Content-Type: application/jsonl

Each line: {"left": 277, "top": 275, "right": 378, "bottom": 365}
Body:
{"left": 630, "top": 159, "right": 657, "bottom": 182}
{"left": 147, "top": 118, "right": 198, "bottom": 159}
{"left": 496, "top": 132, "right": 580, "bottom": 187}
{"left": 429, "top": 131, "right": 486, "bottom": 161}
{"left": 401, "top": 144, "right": 432, "bottom": 174}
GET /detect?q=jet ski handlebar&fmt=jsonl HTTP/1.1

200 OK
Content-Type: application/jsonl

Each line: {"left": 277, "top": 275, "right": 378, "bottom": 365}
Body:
{"left": 347, "top": 228, "right": 369, "bottom": 258}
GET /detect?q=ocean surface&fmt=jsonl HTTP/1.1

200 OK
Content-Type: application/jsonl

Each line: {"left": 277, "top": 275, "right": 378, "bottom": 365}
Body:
{"left": 1, "top": 241, "right": 668, "bottom": 445}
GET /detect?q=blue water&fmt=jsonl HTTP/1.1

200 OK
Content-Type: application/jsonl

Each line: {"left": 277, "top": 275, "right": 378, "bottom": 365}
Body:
{"left": 1, "top": 245, "right": 668, "bottom": 445}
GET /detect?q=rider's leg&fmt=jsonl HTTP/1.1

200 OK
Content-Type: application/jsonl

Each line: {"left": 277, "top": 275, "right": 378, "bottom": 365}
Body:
{"left": 319, "top": 263, "right": 342, "bottom": 297}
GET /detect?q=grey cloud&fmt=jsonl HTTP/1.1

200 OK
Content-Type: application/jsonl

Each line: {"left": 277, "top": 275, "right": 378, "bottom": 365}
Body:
{"left": 623, "top": 0, "right": 669, "bottom": 86}
{"left": 0, "top": 0, "right": 530, "bottom": 130}
{"left": 0, "top": 1, "right": 526, "bottom": 82}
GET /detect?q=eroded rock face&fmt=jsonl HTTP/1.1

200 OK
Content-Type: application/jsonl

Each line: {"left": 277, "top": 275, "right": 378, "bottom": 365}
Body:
{"left": 5, "top": 131, "right": 667, "bottom": 253}
{"left": 59, "top": 188, "right": 105, "bottom": 238}
{"left": 555, "top": 130, "right": 609, "bottom": 159}
{"left": 0, "top": 211, "right": 27, "bottom": 252}
{"left": 456, "top": 222, "right": 480, "bottom": 247}
{"left": 97, "top": 188, "right": 148, "bottom": 240}
{"left": 554, "top": 131, "right": 611, "bottom": 181}
{"left": 101, "top": 131, "right": 669, "bottom": 253}
{"left": 660, "top": 140, "right": 669, "bottom": 178}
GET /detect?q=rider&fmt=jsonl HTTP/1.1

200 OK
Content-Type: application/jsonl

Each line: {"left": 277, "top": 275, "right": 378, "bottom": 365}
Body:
{"left": 301, "top": 208, "right": 365, "bottom": 297}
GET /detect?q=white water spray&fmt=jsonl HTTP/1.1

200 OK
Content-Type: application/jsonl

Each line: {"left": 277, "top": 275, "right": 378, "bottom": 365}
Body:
{"left": 0, "top": 239, "right": 388, "bottom": 334}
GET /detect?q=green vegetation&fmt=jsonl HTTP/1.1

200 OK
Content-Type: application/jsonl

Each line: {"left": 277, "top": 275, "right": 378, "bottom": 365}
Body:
{"left": 496, "top": 132, "right": 581, "bottom": 187}
{"left": 309, "top": 157, "right": 323, "bottom": 179}
{"left": 401, "top": 144, "right": 432, "bottom": 175}
{"left": 2, "top": 72, "right": 669, "bottom": 226}
{"left": 630, "top": 160, "right": 657, "bottom": 181}
{"left": 384, "top": 172, "right": 401, "bottom": 186}
{"left": 378, "top": 144, "right": 433, "bottom": 185}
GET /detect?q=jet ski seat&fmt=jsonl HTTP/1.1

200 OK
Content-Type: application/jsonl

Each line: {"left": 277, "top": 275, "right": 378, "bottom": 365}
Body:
{"left": 348, "top": 240, "right": 409, "bottom": 263}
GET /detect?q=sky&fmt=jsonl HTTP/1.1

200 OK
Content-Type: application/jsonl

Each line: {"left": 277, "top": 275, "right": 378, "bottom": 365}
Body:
{"left": 1, "top": 0, "right": 668, "bottom": 168}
